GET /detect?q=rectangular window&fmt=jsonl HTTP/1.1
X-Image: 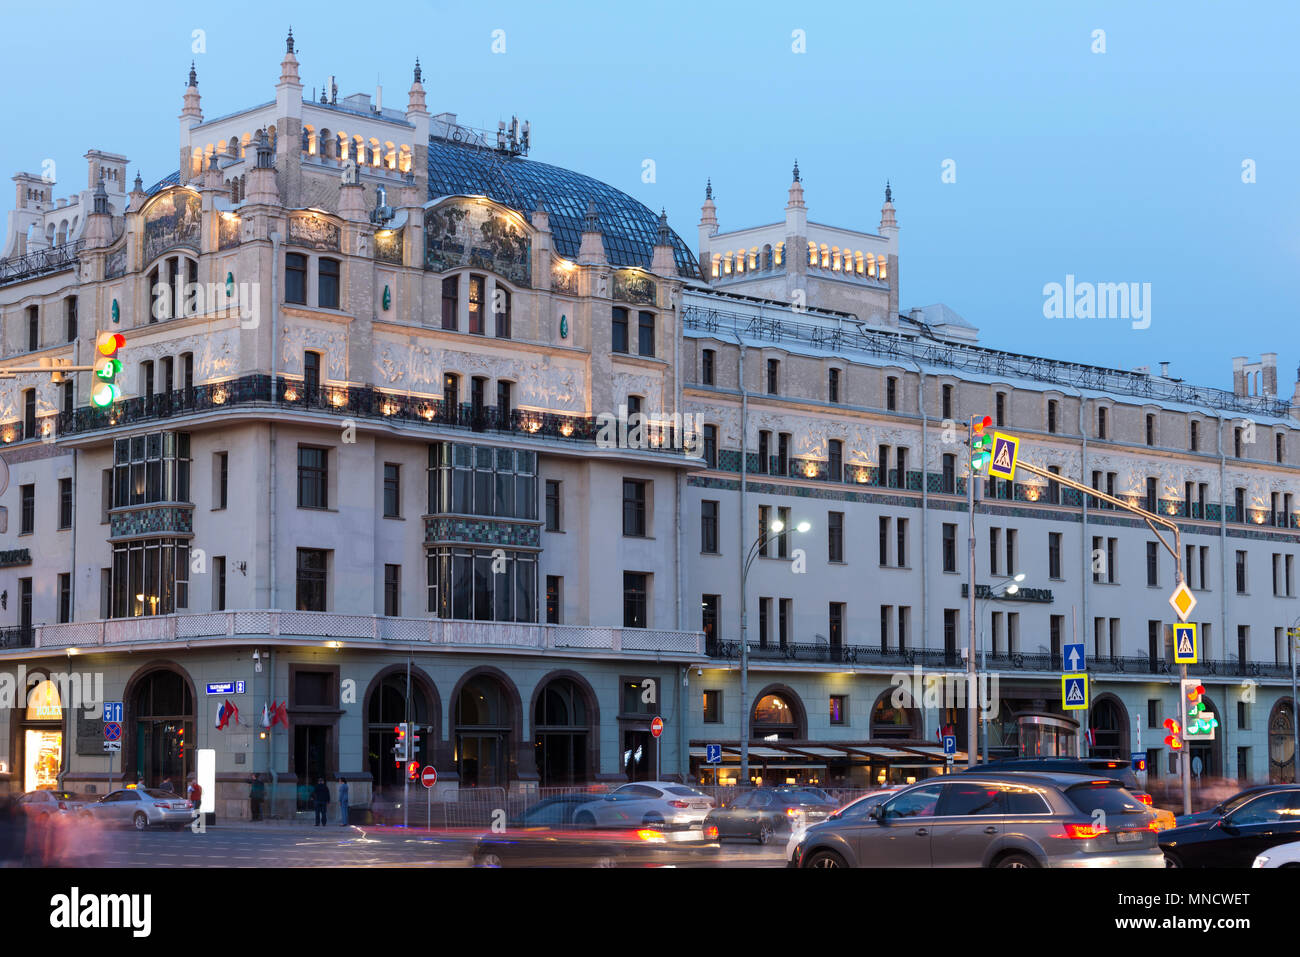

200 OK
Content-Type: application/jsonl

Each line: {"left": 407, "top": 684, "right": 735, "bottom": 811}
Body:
{"left": 777, "top": 506, "right": 791, "bottom": 559}
{"left": 20, "top": 484, "right": 34, "bottom": 535}
{"left": 1007, "top": 612, "right": 1020, "bottom": 654}
{"left": 1047, "top": 400, "right": 1058, "bottom": 434}
{"left": 777, "top": 433, "right": 790, "bottom": 477}
{"left": 991, "top": 611, "right": 1003, "bottom": 656}
{"left": 213, "top": 556, "right": 226, "bottom": 611}
{"left": 1237, "top": 625, "right": 1249, "bottom": 664}
{"left": 701, "top": 593, "right": 719, "bottom": 644}
{"left": 757, "top": 431, "right": 770, "bottom": 474}
{"left": 214, "top": 451, "right": 228, "bottom": 509}
{"left": 623, "top": 572, "right": 648, "bottom": 628}
{"left": 1278, "top": 433, "right": 1286, "bottom": 464}
{"left": 26, "top": 305, "right": 38, "bottom": 351}
{"left": 828, "top": 511, "right": 844, "bottom": 562}
{"left": 495, "top": 285, "right": 511, "bottom": 338}
{"left": 1190, "top": 420, "right": 1199, "bottom": 452}
{"left": 766, "top": 359, "right": 779, "bottom": 395}
{"left": 58, "top": 477, "right": 73, "bottom": 529}
{"left": 1107, "top": 537, "right": 1117, "bottom": 583}
{"left": 1049, "top": 532, "right": 1062, "bottom": 580}
{"left": 760, "top": 505, "right": 772, "bottom": 557}
{"left": 296, "top": 549, "right": 328, "bottom": 611}
{"left": 829, "top": 694, "right": 846, "bottom": 726}
{"left": 441, "top": 276, "right": 458, "bottom": 330}
{"left": 1234, "top": 428, "right": 1243, "bottom": 459}
{"left": 896, "top": 517, "right": 908, "bottom": 567}
{"left": 1236, "top": 550, "right": 1247, "bottom": 593}
{"left": 701, "top": 500, "right": 719, "bottom": 554}
{"left": 384, "top": 564, "right": 401, "bottom": 617}
{"left": 317, "top": 257, "right": 340, "bottom": 309}
{"left": 828, "top": 368, "right": 840, "bottom": 403}
{"left": 57, "top": 573, "right": 71, "bottom": 623}
{"left": 545, "top": 480, "right": 562, "bottom": 531}
{"left": 298, "top": 447, "right": 328, "bottom": 509}
{"left": 995, "top": 392, "right": 1006, "bottom": 427}
{"left": 898, "top": 605, "right": 910, "bottom": 651}
{"left": 1147, "top": 699, "right": 1162, "bottom": 730}
{"left": 942, "top": 454, "right": 955, "bottom": 494}
{"left": 383, "top": 463, "right": 401, "bottom": 518}
{"left": 886, "top": 376, "right": 897, "bottom": 411}
{"left": 112, "top": 432, "right": 192, "bottom": 507}
{"left": 990, "top": 527, "right": 1001, "bottom": 576}
{"left": 101, "top": 469, "right": 112, "bottom": 524}
{"left": 878, "top": 516, "right": 889, "bottom": 565}
{"left": 778, "top": 598, "right": 791, "bottom": 648}
{"left": 611, "top": 307, "right": 629, "bottom": 354}
{"left": 285, "top": 252, "right": 307, "bottom": 304}
{"left": 1097, "top": 406, "right": 1108, "bottom": 439}
{"left": 545, "top": 575, "right": 562, "bottom": 624}
{"left": 759, "top": 597, "right": 771, "bottom": 647}
{"left": 941, "top": 384, "right": 953, "bottom": 420}
{"left": 65, "top": 296, "right": 77, "bottom": 342}
{"left": 1147, "top": 541, "right": 1159, "bottom": 587}
{"left": 878, "top": 444, "right": 891, "bottom": 487}
{"left": 829, "top": 603, "right": 844, "bottom": 651}
{"left": 701, "top": 349, "right": 715, "bottom": 386}
{"left": 637, "top": 311, "right": 655, "bottom": 356}
{"left": 703, "top": 425, "right": 717, "bottom": 469}
{"left": 1145, "top": 413, "right": 1155, "bottom": 446}
{"left": 1050, "top": 615, "right": 1063, "bottom": 662}
{"left": 497, "top": 380, "right": 512, "bottom": 420}
{"left": 1006, "top": 528, "right": 1018, "bottom": 577}
{"left": 880, "top": 605, "right": 893, "bottom": 653}
{"left": 622, "top": 479, "right": 647, "bottom": 537}
{"left": 943, "top": 609, "right": 958, "bottom": 662}
{"left": 703, "top": 689, "right": 722, "bottom": 724}
{"left": 942, "top": 523, "right": 957, "bottom": 573}
{"left": 467, "top": 274, "right": 485, "bottom": 334}
{"left": 829, "top": 440, "right": 843, "bottom": 482}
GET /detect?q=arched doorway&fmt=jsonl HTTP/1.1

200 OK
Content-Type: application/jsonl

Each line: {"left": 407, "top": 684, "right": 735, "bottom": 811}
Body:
{"left": 365, "top": 671, "right": 435, "bottom": 794}
{"left": 1188, "top": 693, "right": 1223, "bottom": 778}
{"left": 19, "top": 676, "right": 65, "bottom": 792}
{"left": 129, "top": 667, "right": 194, "bottom": 790}
{"left": 454, "top": 672, "right": 516, "bottom": 789}
{"left": 1269, "top": 698, "right": 1296, "bottom": 783}
{"left": 751, "top": 685, "right": 805, "bottom": 740}
{"left": 1089, "top": 695, "right": 1129, "bottom": 761}
{"left": 533, "top": 675, "right": 595, "bottom": 786}
{"left": 871, "top": 688, "right": 920, "bottom": 740}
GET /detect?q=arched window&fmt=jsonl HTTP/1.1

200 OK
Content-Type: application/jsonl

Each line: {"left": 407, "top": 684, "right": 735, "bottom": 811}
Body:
{"left": 820, "top": 243, "right": 830, "bottom": 268}
{"left": 455, "top": 674, "right": 515, "bottom": 788}
{"left": 871, "top": 689, "right": 920, "bottom": 739}
{"left": 534, "top": 676, "right": 593, "bottom": 786}
{"left": 807, "top": 241, "right": 817, "bottom": 266}
{"left": 1270, "top": 698, "right": 1295, "bottom": 783}
{"left": 130, "top": 668, "right": 195, "bottom": 790}
{"left": 1089, "top": 695, "right": 1128, "bottom": 760}
{"left": 711, "top": 253, "right": 721, "bottom": 279}
{"left": 831, "top": 246, "right": 841, "bottom": 271}
{"left": 751, "top": 687, "right": 804, "bottom": 740}
{"left": 762, "top": 244, "right": 773, "bottom": 270}
{"left": 366, "top": 673, "right": 432, "bottom": 792}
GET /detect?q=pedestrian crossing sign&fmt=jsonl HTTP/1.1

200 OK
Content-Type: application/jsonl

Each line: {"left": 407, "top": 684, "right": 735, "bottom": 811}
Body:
{"left": 1173, "top": 623, "right": 1198, "bottom": 664}
{"left": 1062, "top": 673, "right": 1089, "bottom": 710}
{"left": 988, "top": 432, "right": 1020, "bottom": 481}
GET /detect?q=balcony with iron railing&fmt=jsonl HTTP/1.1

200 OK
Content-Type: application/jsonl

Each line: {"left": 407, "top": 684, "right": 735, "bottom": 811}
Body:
{"left": 0, "top": 240, "right": 83, "bottom": 286}
{"left": 39, "top": 375, "right": 698, "bottom": 456}
{"left": 705, "top": 637, "right": 1295, "bottom": 679}
{"left": 17, "top": 611, "right": 704, "bottom": 658}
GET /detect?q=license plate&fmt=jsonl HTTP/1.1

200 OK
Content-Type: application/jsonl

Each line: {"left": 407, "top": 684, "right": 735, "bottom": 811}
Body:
{"left": 173, "top": 803, "right": 186, "bottom": 810}
{"left": 1116, "top": 830, "right": 1143, "bottom": 844}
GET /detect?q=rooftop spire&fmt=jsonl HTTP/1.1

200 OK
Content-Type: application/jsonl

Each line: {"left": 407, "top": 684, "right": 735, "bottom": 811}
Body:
{"left": 657, "top": 208, "right": 670, "bottom": 243}
{"left": 583, "top": 200, "right": 600, "bottom": 231}
{"left": 286, "top": 26, "right": 294, "bottom": 54}
{"left": 705, "top": 178, "right": 712, "bottom": 201}
{"left": 885, "top": 180, "right": 892, "bottom": 204}
{"left": 792, "top": 159, "right": 800, "bottom": 183}
{"left": 414, "top": 58, "right": 422, "bottom": 84}
{"left": 188, "top": 61, "right": 197, "bottom": 88}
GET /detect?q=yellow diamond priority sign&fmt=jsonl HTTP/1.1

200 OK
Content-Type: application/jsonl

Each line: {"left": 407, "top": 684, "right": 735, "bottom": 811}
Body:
{"left": 1168, "top": 581, "right": 1197, "bottom": 622}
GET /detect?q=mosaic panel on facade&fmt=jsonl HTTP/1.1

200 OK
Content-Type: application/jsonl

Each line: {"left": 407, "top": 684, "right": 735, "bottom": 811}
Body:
{"left": 142, "top": 189, "right": 201, "bottom": 263}
{"left": 424, "top": 199, "right": 532, "bottom": 287}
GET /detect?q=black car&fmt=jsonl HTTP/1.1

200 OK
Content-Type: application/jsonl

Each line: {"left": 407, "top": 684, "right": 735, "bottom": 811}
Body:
{"left": 1160, "top": 785, "right": 1300, "bottom": 867}
{"left": 471, "top": 795, "right": 719, "bottom": 867}
{"left": 706, "top": 787, "right": 838, "bottom": 844}
{"left": 964, "top": 757, "right": 1150, "bottom": 802}
{"left": 1173, "top": 784, "right": 1288, "bottom": 827}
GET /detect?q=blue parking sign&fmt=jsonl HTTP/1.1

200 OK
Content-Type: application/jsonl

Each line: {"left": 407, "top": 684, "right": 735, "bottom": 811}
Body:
{"left": 942, "top": 734, "right": 957, "bottom": 757}
{"left": 103, "top": 702, "right": 123, "bottom": 723}
{"left": 705, "top": 744, "right": 722, "bottom": 764}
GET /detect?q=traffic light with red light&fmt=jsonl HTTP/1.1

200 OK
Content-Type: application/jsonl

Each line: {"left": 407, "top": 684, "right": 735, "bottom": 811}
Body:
{"left": 392, "top": 723, "right": 409, "bottom": 765}
{"left": 406, "top": 760, "right": 419, "bottom": 782}
{"left": 969, "top": 416, "right": 993, "bottom": 472}
{"left": 1182, "top": 679, "right": 1218, "bottom": 740}
{"left": 91, "top": 332, "right": 125, "bottom": 407}
{"left": 1163, "top": 717, "right": 1183, "bottom": 750}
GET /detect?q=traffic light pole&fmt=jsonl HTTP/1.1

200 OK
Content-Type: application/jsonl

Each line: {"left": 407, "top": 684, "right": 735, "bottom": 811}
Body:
{"left": 966, "top": 459, "right": 978, "bottom": 769}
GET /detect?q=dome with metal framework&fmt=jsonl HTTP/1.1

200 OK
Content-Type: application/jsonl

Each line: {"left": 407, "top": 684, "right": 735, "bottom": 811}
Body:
{"left": 426, "top": 136, "right": 699, "bottom": 279}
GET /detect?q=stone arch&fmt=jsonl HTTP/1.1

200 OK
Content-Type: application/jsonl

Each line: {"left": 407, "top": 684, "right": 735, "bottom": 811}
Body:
{"left": 750, "top": 682, "right": 807, "bottom": 739}
{"left": 1268, "top": 696, "right": 1295, "bottom": 783}
{"left": 870, "top": 686, "right": 922, "bottom": 739}
{"left": 449, "top": 665, "right": 525, "bottom": 788}
{"left": 528, "top": 669, "right": 600, "bottom": 786}
{"left": 1089, "top": 692, "right": 1130, "bottom": 760}
{"left": 121, "top": 660, "right": 198, "bottom": 786}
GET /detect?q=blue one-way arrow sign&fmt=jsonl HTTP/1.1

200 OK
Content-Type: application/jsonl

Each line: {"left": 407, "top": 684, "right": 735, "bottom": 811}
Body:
{"left": 1063, "top": 643, "right": 1086, "bottom": 673}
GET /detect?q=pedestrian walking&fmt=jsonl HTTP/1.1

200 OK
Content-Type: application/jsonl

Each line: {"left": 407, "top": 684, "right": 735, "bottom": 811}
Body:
{"left": 186, "top": 774, "right": 203, "bottom": 813}
{"left": 337, "top": 777, "right": 349, "bottom": 826}
{"left": 312, "top": 778, "right": 330, "bottom": 826}
{"left": 160, "top": 775, "right": 175, "bottom": 794}
{"left": 249, "top": 774, "right": 266, "bottom": 821}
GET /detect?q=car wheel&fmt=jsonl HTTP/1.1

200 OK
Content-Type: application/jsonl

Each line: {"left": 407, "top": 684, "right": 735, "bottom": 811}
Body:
{"left": 1279, "top": 862, "right": 1300, "bottom": 869}
{"left": 1164, "top": 853, "right": 1182, "bottom": 869}
{"left": 757, "top": 822, "right": 775, "bottom": 845}
{"left": 805, "top": 850, "right": 847, "bottom": 868}
{"left": 574, "top": 812, "right": 596, "bottom": 828}
{"left": 995, "top": 853, "right": 1038, "bottom": 869}
{"left": 132, "top": 812, "right": 148, "bottom": 831}
{"left": 475, "top": 852, "right": 504, "bottom": 868}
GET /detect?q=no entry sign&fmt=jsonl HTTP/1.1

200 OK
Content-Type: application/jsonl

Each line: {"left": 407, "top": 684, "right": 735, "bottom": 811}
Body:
{"left": 650, "top": 716, "right": 664, "bottom": 738}
{"left": 421, "top": 766, "right": 438, "bottom": 789}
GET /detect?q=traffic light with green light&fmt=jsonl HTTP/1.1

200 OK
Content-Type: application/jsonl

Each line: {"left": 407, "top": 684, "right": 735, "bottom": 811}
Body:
{"left": 969, "top": 415, "right": 993, "bottom": 472}
{"left": 1181, "top": 679, "right": 1218, "bottom": 740}
{"left": 91, "top": 332, "right": 125, "bottom": 407}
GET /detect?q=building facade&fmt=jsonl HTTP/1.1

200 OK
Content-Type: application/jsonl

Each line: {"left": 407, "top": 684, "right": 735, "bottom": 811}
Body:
{"left": 0, "top": 34, "right": 1294, "bottom": 816}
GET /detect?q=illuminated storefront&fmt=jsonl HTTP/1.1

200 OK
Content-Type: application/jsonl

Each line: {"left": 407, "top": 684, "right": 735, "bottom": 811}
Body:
{"left": 22, "top": 679, "right": 64, "bottom": 791}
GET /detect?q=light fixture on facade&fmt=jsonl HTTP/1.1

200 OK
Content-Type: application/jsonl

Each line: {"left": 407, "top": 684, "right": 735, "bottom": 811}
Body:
{"left": 559, "top": 421, "right": 574, "bottom": 437}
{"left": 212, "top": 390, "right": 228, "bottom": 405}
{"left": 803, "top": 461, "right": 819, "bottom": 478}
{"left": 283, "top": 388, "right": 299, "bottom": 402}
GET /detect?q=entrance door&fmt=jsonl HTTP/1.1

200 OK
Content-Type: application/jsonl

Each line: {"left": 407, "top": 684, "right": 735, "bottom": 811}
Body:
{"left": 294, "top": 725, "right": 330, "bottom": 809}
{"left": 457, "top": 733, "right": 504, "bottom": 788}
{"left": 623, "top": 729, "right": 654, "bottom": 782}
{"left": 135, "top": 720, "right": 191, "bottom": 790}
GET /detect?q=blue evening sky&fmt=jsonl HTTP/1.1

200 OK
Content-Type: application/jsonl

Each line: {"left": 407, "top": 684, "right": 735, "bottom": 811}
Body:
{"left": 3, "top": 1, "right": 1295, "bottom": 393}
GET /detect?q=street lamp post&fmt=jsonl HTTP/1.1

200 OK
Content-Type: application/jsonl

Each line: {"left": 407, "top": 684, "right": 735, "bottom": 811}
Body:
{"left": 1289, "top": 619, "right": 1300, "bottom": 785}
{"left": 977, "top": 573, "right": 1025, "bottom": 763}
{"left": 739, "top": 517, "right": 810, "bottom": 785}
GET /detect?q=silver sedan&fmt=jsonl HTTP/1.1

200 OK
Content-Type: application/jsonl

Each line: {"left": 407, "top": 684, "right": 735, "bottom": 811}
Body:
{"left": 573, "top": 782, "right": 715, "bottom": 832}
{"left": 81, "top": 788, "right": 196, "bottom": 830}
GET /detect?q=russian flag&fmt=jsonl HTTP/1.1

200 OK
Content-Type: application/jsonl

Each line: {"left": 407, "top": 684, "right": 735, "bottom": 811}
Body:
{"left": 215, "top": 700, "right": 228, "bottom": 729}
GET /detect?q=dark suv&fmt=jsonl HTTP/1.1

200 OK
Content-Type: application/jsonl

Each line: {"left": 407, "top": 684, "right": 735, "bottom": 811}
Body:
{"left": 962, "top": 756, "right": 1173, "bottom": 826}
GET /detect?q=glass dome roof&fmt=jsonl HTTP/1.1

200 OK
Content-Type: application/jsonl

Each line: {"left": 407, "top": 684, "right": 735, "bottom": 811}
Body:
{"left": 426, "top": 137, "right": 699, "bottom": 279}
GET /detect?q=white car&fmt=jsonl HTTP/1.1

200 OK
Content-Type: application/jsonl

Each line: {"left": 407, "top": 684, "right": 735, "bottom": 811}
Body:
{"left": 1253, "top": 840, "right": 1300, "bottom": 868}
{"left": 81, "top": 788, "right": 195, "bottom": 830}
{"left": 573, "top": 782, "right": 715, "bottom": 831}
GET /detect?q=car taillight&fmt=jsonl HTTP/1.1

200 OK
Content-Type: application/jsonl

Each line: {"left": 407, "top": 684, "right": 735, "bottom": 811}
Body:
{"left": 58, "top": 801, "right": 67, "bottom": 810}
{"left": 668, "top": 800, "right": 690, "bottom": 809}
{"left": 1061, "top": 822, "right": 1108, "bottom": 840}
{"left": 786, "top": 807, "right": 803, "bottom": 816}
{"left": 704, "top": 825, "right": 719, "bottom": 839}
{"left": 1134, "top": 792, "right": 1153, "bottom": 806}
{"left": 154, "top": 803, "right": 172, "bottom": 809}
{"left": 636, "top": 829, "right": 667, "bottom": 843}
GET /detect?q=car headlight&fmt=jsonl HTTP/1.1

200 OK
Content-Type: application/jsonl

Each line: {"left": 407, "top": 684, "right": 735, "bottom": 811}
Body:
{"left": 1252, "top": 856, "right": 1268, "bottom": 868}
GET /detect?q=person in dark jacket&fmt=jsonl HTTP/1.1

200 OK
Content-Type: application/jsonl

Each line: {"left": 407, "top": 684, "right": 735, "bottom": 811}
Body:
{"left": 312, "top": 778, "right": 330, "bottom": 826}
{"left": 249, "top": 774, "right": 266, "bottom": 821}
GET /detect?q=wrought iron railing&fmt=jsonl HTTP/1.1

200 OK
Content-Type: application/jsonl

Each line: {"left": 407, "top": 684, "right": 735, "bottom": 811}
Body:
{"left": 0, "top": 240, "right": 83, "bottom": 286}
{"left": 0, "top": 625, "right": 34, "bottom": 649}
{"left": 48, "top": 374, "right": 698, "bottom": 455}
